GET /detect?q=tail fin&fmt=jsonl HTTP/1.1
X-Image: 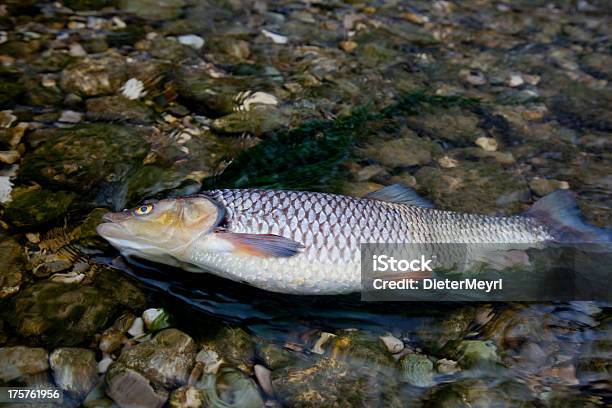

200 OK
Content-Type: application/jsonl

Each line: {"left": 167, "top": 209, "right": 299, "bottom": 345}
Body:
{"left": 526, "top": 190, "right": 611, "bottom": 243}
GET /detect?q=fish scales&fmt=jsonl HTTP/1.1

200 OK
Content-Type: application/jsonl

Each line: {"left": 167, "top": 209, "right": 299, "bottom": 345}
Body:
{"left": 186, "top": 189, "right": 554, "bottom": 293}
{"left": 97, "top": 186, "right": 608, "bottom": 294}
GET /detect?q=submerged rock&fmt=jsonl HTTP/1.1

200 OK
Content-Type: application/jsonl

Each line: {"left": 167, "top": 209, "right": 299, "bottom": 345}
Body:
{"left": 450, "top": 340, "right": 500, "bottom": 369}
{"left": 9, "top": 267, "right": 145, "bottom": 347}
{"left": 0, "top": 346, "right": 49, "bottom": 382}
{"left": 398, "top": 353, "right": 435, "bottom": 387}
{"left": 19, "top": 124, "right": 151, "bottom": 198}
{"left": 204, "top": 326, "right": 255, "bottom": 374}
{"left": 105, "top": 364, "right": 168, "bottom": 408}
{"left": 85, "top": 95, "right": 154, "bottom": 123}
{"left": 407, "top": 107, "right": 485, "bottom": 145}
{"left": 0, "top": 234, "right": 24, "bottom": 298}
{"left": 361, "top": 130, "right": 438, "bottom": 168}
{"left": 211, "top": 107, "right": 289, "bottom": 136}
{"left": 114, "top": 328, "right": 196, "bottom": 388}
{"left": 3, "top": 185, "right": 76, "bottom": 228}
{"left": 61, "top": 56, "right": 127, "bottom": 97}
{"left": 168, "top": 364, "right": 265, "bottom": 408}
{"left": 49, "top": 347, "right": 98, "bottom": 400}
{"left": 416, "top": 162, "right": 529, "bottom": 214}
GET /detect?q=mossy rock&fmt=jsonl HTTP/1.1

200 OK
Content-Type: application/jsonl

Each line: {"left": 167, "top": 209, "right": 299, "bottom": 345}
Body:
{"left": 415, "top": 162, "right": 530, "bottom": 214}
{"left": 19, "top": 124, "right": 151, "bottom": 195}
{"left": 0, "top": 235, "right": 25, "bottom": 298}
{"left": 7, "top": 267, "right": 145, "bottom": 347}
{"left": 398, "top": 353, "right": 435, "bottom": 387}
{"left": 85, "top": 96, "right": 155, "bottom": 123}
{"left": 115, "top": 328, "right": 196, "bottom": 388}
{"left": 204, "top": 326, "right": 255, "bottom": 374}
{"left": 272, "top": 355, "right": 399, "bottom": 408}
{"left": 330, "top": 330, "right": 396, "bottom": 369}
{"left": 416, "top": 307, "right": 475, "bottom": 353}
{"left": 74, "top": 208, "right": 109, "bottom": 249}
{"left": 3, "top": 186, "right": 76, "bottom": 228}
{"left": 211, "top": 107, "right": 289, "bottom": 136}
{"left": 448, "top": 340, "right": 500, "bottom": 369}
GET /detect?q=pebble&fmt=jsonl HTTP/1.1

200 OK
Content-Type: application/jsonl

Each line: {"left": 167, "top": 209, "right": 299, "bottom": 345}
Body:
{"left": 379, "top": 334, "right": 405, "bottom": 354}
{"left": 69, "top": 43, "right": 87, "bottom": 57}
{"left": 507, "top": 74, "right": 524, "bottom": 87}
{"left": 436, "top": 358, "right": 459, "bottom": 374}
{"left": 142, "top": 308, "right": 164, "bottom": 327}
{"left": 438, "top": 155, "right": 458, "bottom": 168}
{"left": 121, "top": 78, "right": 147, "bottom": 100}
{"left": 0, "top": 110, "right": 16, "bottom": 128}
{"left": 459, "top": 69, "right": 487, "bottom": 85}
{"left": 311, "top": 332, "right": 336, "bottom": 354}
{"left": 261, "top": 29, "right": 288, "bottom": 44}
{"left": 475, "top": 137, "right": 498, "bottom": 151}
{"left": 49, "top": 347, "right": 98, "bottom": 400}
{"left": 177, "top": 34, "right": 205, "bottom": 49}
{"left": 127, "top": 317, "right": 145, "bottom": 337}
{"left": 0, "top": 346, "right": 49, "bottom": 381}
{"left": 58, "top": 110, "right": 83, "bottom": 123}
{"left": 0, "top": 150, "right": 20, "bottom": 164}
{"left": 339, "top": 40, "right": 357, "bottom": 52}
{"left": 529, "top": 178, "right": 570, "bottom": 196}
{"left": 254, "top": 364, "right": 274, "bottom": 396}
{"left": 97, "top": 356, "right": 113, "bottom": 374}
{"left": 235, "top": 91, "right": 278, "bottom": 112}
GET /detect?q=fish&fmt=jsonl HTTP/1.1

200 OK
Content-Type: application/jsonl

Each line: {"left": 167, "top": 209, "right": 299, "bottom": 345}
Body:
{"left": 96, "top": 184, "right": 610, "bottom": 294}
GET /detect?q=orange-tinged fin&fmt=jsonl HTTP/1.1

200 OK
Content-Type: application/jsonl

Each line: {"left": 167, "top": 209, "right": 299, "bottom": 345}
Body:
{"left": 216, "top": 232, "right": 304, "bottom": 257}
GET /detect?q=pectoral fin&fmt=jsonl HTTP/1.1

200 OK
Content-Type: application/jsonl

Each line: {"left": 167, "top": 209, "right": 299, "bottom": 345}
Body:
{"left": 215, "top": 231, "right": 304, "bottom": 257}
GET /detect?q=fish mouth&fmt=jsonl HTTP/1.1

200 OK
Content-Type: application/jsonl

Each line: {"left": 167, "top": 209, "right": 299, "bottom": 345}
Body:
{"left": 96, "top": 212, "right": 131, "bottom": 240}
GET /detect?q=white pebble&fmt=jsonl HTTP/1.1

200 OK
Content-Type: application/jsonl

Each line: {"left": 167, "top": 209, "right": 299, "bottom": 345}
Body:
{"left": 121, "top": 78, "right": 147, "bottom": 100}
{"left": 142, "top": 308, "right": 163, "bottom": 328}
{"left": 261, "top": 29, "right": 288, "bottom": 44}
{"left": 507, "top": 74, "right": 524, "bottom": 87}
{"left": 379, "top": 334, "right": 405, "bottom": 354}
{"left": 178, "top": 34, "right": 205, "bottom": 49}
{"left": 254, "top": 365, "right": 274, "bottom": 396}
{"left": 50, "top": 272, "right": 85, "bottom": 284}
{"left": 127, "top": 317, "right": 145, "bottom": 337}
{"left": 98, "top": 356, "right": 113, "bottom": 374}
{"left": 235, "top": 91, "right": 278, "bottom": 112}
{"left": 475, "top": 136, "right": 498, "bottom": 152}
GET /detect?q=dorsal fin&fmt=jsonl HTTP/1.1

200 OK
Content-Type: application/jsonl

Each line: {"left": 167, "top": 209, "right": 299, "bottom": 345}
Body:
{"left": 526, "top": 189, "right": 611, "bottom": 242}
{"left": 365, "top": 184, "right": 434, "bottom": 208}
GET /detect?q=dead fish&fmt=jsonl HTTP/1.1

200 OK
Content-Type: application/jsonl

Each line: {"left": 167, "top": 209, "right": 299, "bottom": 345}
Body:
{"left": 96, "top": 185, "right": 610, "bottom": 294}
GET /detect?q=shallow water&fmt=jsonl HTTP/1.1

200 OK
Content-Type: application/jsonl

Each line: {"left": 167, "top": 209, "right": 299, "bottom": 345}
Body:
{"left": 0, "top": 0, "right": 611, "bottom": 407}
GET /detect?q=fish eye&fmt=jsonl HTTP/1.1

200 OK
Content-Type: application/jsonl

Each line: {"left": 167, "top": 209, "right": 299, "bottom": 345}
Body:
{"left": 134, "top": 204, "right": 154, "bottom": 216}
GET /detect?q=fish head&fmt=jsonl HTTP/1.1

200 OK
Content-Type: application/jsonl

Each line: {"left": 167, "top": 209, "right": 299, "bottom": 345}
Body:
{"left": 96, "top": 195, "right": 224, "bottom": 260}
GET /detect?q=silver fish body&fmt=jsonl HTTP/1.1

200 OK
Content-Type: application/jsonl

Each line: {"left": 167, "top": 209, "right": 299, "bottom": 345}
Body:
{"left": 185, "top": 188, "right": 554, "bottom": 294}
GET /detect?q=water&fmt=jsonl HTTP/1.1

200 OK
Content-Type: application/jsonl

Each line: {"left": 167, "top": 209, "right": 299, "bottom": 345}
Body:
{"left": 0, "top": 0, "right": 610, "bottom": 406}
